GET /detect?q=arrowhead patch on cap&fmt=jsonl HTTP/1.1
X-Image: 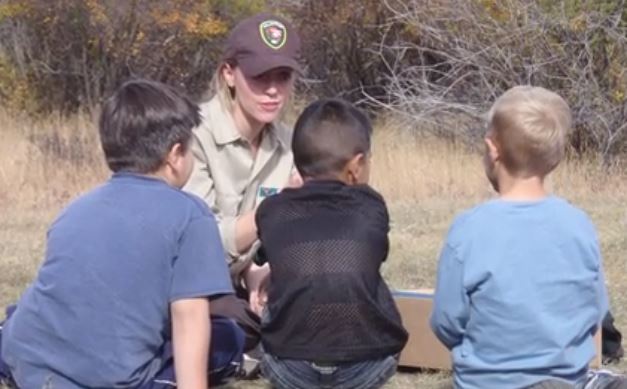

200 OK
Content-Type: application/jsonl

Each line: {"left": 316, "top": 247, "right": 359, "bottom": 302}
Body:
{"left": 259, "top": 20, "right": 287, "bottom": 50}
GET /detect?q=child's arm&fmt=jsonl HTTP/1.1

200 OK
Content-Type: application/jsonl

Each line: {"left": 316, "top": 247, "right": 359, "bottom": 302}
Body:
{"left": 430, "top": 243, "right": 470, "bottom": 350}
{"left": 594, "top": 246, "right": 610, "bottom": 331}
{"left": 171, "top": 297, "right": 210, "bottom": 389}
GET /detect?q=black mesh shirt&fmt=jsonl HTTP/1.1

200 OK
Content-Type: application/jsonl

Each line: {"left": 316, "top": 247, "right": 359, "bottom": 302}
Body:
{"left": 256, "top": 180, "right": 408, "bottom": 362}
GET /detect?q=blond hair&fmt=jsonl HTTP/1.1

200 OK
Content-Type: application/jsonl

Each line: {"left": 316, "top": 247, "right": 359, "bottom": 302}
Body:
{"left": 487, "top": 85, "right": 572, "bottom": 177}
{"left": 203, "top": 61, "right": 235, "bottom": 111}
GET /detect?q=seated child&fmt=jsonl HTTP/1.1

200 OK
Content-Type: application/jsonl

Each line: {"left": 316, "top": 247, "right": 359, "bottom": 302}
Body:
{"left": 0, "top": 79, "right": 245, "bottom": 388}
{"left": 255, "top": 98, "right": 408, "bottom": 389}
{"left": 430, "top": 86, "right": 623, "bottom": 389}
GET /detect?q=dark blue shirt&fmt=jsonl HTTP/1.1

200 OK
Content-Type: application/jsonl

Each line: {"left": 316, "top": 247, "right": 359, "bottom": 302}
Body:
{"left": 2, "top": 173, "right": 233, "bottom": 388}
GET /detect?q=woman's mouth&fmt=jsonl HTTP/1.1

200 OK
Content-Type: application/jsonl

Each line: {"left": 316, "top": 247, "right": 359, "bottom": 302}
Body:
{"left": 260, "top": 102, "right": 280, "bottom": 112}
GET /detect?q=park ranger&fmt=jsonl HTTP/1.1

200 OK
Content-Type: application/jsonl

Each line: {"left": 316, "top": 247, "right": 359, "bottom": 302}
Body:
{"left": 184, "top": 12, "right": 302, "bottom": 355}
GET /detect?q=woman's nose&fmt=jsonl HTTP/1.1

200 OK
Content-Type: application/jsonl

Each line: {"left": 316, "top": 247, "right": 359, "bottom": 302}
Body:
{"left": 266, "top": 82, "right": 279, "bottom": 96}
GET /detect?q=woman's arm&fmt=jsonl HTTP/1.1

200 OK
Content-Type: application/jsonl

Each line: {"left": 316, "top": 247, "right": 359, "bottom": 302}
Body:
{"left": 233, "top": 169, "right": 303, "bottom": 254}
{"left": 234, "top": 208, "right": 258, "bottom": 254}
{"left": 171, "top": 298, "right": 210, "bottom": 389}
{"left": 184, "top": 135, "right": 255, "bottom": 257}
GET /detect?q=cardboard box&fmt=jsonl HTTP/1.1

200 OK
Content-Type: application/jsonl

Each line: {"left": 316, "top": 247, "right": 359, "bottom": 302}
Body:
{"left": 393, "top": 289, "right": 451, "bottom": 370}
{"left": 393, "top": 289, "right": 602, "bottom": 370}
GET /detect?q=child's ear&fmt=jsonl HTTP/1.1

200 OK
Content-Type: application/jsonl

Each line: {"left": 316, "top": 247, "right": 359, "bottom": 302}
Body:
{"left": 165, "top": 142, "right": 185, "bottom": 168}
{"left": 346, "top": 153, "right": 366, "bottom": 185}
{"left": 484, "top": 136, "right": 500, "bottom": 163}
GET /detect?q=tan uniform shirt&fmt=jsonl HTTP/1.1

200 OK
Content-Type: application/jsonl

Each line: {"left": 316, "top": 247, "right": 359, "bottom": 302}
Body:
{"left": 184, "top": 96, "right": 294, "bottom": 269}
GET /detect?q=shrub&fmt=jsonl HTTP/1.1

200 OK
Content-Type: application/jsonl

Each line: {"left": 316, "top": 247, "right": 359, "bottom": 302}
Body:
{"left": 371, "top": 0, "right": 627, "bottom": 161}
{"left": 0, "top": 0, "right": 265, "bottom": 112}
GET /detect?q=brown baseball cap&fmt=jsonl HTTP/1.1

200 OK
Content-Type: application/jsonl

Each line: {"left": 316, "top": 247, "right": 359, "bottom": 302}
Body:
{"left": 223, "top": 13, "right": 301, "bottom": 77}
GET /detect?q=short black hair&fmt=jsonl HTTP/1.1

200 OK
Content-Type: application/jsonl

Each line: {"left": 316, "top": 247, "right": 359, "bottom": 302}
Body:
{"left": 99, "top": 79, "right": 201, "bottom": 173}
{"left": 292, "top": 98, "right": 372, "bottom": 179}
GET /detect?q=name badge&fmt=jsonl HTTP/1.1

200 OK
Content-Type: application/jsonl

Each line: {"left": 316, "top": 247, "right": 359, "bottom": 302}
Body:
{"left": 258, "top": 186, "right": 279, "bottom": 199}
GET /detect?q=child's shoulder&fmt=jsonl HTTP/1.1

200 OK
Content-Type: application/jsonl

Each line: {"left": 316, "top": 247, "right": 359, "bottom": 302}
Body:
{"left": 263, "top": 182, "right": 384, "bottom": 207}
{"left": 174, "top": 188, "right": 214, "bottom": 216}
{"left": 448, "top": 198, "right": 502, "bottom": 227}
{"left": 447, "top": 196, "right": 595, "bottom": 243}
{"left": 257, "top": 182, "right": 386, "bottom": 223}
{"left": 352, "top": 184, "right": 386, "bottom": 203}
{"left": 62, "top": 175, "right": 213, "bottom": 227}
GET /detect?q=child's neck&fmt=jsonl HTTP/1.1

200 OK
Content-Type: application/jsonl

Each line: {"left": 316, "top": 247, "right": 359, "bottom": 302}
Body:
{"left": 497, "top": 173, "right": 548, "bottom": 201}
{"left": 145, "top": 168, "right": 180, "bottom": 189}
{"left": 303, "top": 173, "right": 354, "bottom": 186}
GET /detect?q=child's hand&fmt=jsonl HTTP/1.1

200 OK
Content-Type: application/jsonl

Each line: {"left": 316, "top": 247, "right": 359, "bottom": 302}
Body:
{"left": 249, "top": 273, "right": 270, "bottom": 315}
{"left": 249, "top": 285, "right": 268, "bottom": 316}
{"left": 245, "top": 263, "right": 270, "bottom": 315}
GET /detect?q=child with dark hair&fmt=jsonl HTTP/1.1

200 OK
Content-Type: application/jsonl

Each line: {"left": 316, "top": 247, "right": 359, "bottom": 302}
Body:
{"left": 0, "top": 79, "right": 245, "bottom": 389}
{"left": 256, "top": 98, "right": 408, "bottom": 389}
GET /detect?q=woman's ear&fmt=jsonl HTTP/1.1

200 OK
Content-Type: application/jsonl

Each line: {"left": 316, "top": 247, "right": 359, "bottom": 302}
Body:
{"left": 222, "top": 63, "right": 236, "bottom": 88}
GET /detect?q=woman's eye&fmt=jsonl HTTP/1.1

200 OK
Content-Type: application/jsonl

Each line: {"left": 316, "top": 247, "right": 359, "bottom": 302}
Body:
{"left": 278, "top": 71, "right": 292, "bottom": 82}
{"left": 254, "top": 70, "right": 292, "bottom": 84}
{"left": 253, "top": 74, "right": 269, "bottom": 83}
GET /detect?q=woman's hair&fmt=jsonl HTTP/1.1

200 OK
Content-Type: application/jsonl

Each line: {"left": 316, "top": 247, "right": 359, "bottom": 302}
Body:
{"left": 204, "top": 60, "right": 236, "bottom": 111}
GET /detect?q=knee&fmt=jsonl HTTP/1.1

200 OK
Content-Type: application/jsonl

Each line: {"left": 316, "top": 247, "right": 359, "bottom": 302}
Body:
{"left": 211, "top": 316, "right": 246, "bottom": 355}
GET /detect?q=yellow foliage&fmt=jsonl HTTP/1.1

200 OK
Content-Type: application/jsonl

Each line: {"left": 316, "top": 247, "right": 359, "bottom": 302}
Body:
{"left": 0, "top": 57, "right": 38, "bottom": 112}
{"left": 150, "top": 8, "right": 182, "bottom": 27}
{"left": 569, "top": 13, "right": 587, "bottom": 32}
{"left": 84, "top": 0, "right": 108, "bottom": 26}
{"left": 150, "top": 4, "right": 228, "bottom": 39}
{"left": 478, "top": 0, "right": 510, "bottom": 23}
{"left": 0, "top": 1, "right": 29, "bottom": 22}
{"left": 189, "top": 15, "right": 228, "bottom": 38}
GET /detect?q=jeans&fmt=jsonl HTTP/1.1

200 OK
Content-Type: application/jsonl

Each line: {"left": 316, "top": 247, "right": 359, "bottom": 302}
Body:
{"left": 526, "top": 380, "right": 575, "bottom": 389}
{"left": 261, "top": 353, "right": 398, "bottom": 389}
{"left": 524, "top": 371, "right": 627, "bottom": 389}
{"left": 0, "top": 306, "right": 16, "bottom": 387}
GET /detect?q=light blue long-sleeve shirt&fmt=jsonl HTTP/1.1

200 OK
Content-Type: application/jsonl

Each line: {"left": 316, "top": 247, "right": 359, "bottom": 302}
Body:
{"left": 431, "top": 196, "right": 608, "bottom": 389}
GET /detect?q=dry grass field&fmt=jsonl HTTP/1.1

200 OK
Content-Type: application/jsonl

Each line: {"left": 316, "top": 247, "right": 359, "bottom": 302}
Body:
{"left": 1, "top": 110, "right": 625, "bottom": 388}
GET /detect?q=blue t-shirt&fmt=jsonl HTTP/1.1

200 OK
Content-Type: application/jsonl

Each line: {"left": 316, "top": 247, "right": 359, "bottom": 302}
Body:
{"left": 2, "top": 173, "right": 233, "bottom": 388}
{"left": 430, "top": 196, "right": 608, "bottom": 389}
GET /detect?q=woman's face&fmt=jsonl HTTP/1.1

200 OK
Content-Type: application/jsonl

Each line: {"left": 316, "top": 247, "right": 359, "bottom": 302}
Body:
{"left": 224, "top": 65, "right": 295, "bottom": 126}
